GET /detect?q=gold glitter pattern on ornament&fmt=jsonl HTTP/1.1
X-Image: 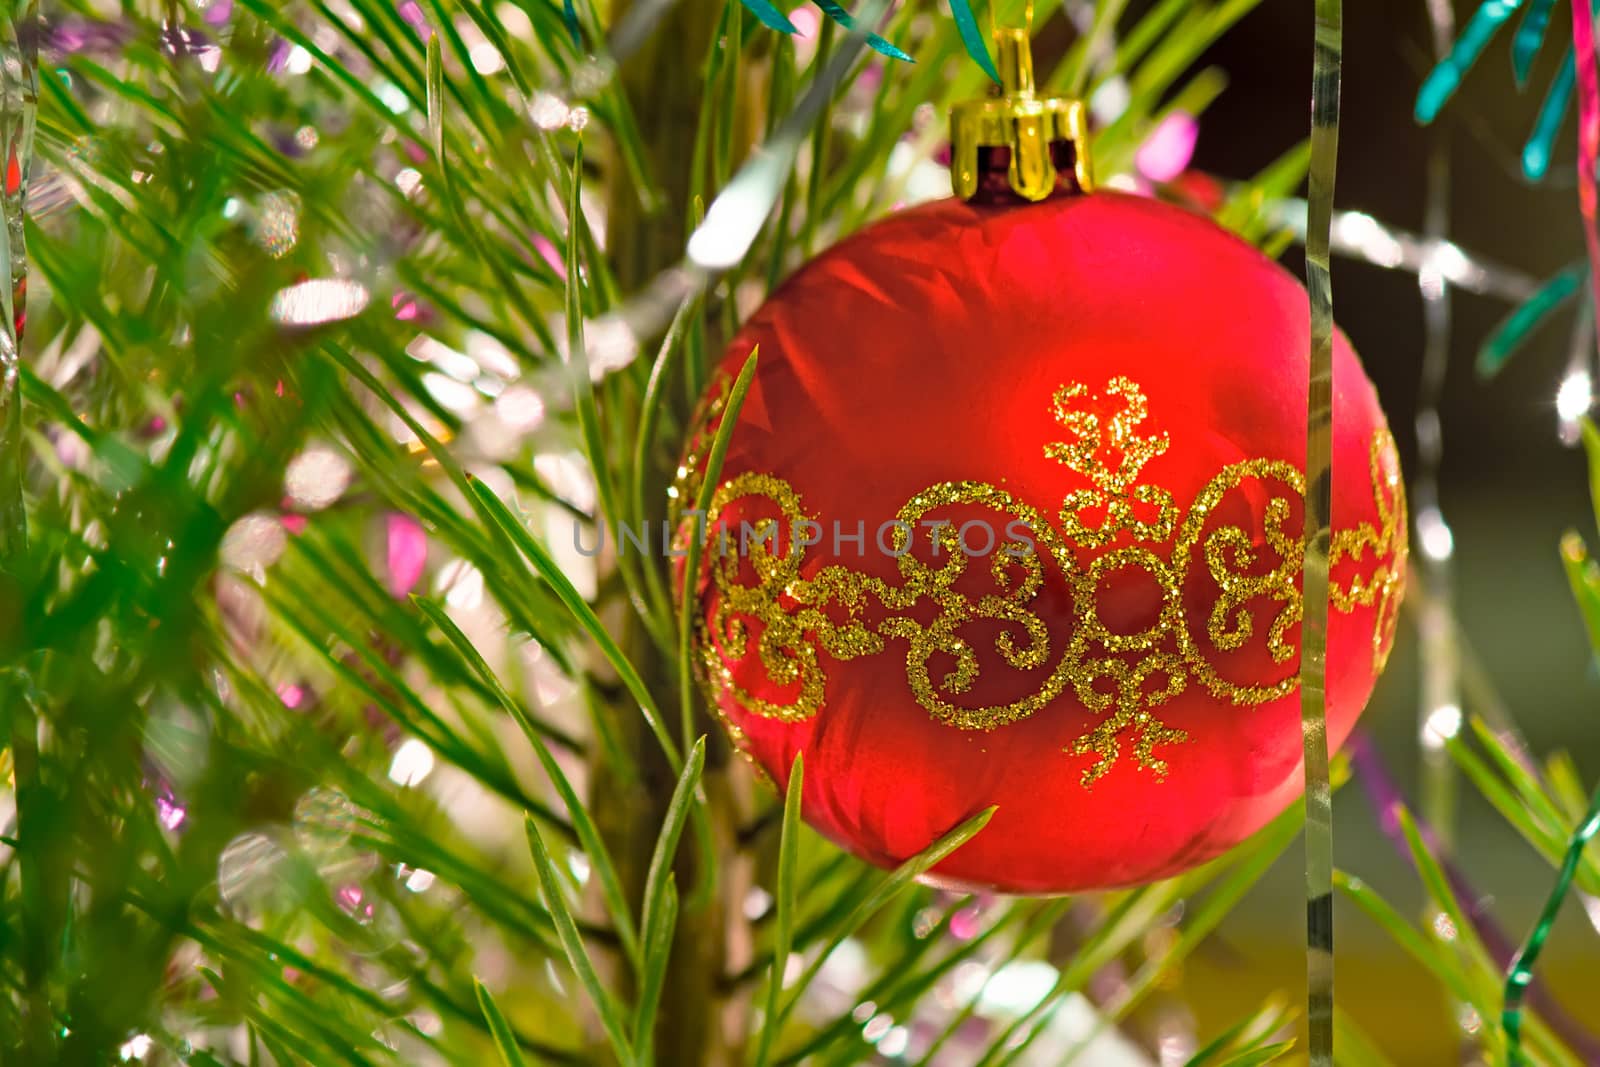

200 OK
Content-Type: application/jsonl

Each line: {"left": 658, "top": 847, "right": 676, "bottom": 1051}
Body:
{"left": 1046, "top": 377, "right": 1178, "bottom": 545}
{"left": 688, "top": 378, "right": 1407, "bottom": 786}
{"left": 1329, "top": 430, "right": 1407, "bottom": 674}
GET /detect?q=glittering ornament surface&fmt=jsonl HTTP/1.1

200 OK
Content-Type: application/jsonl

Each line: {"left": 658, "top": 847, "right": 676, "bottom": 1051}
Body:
{"left": 678, "top": 191, "right": 1406, "bottom": 894}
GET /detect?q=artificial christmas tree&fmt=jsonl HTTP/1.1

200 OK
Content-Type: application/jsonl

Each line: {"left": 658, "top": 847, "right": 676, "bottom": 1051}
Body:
{"left": 0, "top": 0, "right": 1597, "bottom": 1064}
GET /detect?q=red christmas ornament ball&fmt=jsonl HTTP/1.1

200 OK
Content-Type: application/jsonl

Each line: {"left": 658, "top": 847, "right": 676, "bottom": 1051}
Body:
{"left": 676, "top": 191, "right": 1406, "bottom": 894}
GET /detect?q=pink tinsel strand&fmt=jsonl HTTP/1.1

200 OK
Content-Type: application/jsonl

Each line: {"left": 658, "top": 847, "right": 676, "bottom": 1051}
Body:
{"left": 1135, "top": 111, "right": 1199, "bottom": 184}
{"left": 386, "top": 514, "right": 427, "bottom": 598}
{"left": 1574, "top": 0, "right": 1600, "bottom": 348}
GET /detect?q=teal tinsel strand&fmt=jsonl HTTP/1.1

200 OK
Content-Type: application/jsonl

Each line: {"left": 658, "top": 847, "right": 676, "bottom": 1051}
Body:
{"left": 1417, "top": 0, "right": 1525, "bottom": 124}
{"left": 1513, "top": 0, "right": 1560, "bottom": 84}
{"left": 740, "top": 0, "right": 799, "bottom": 36}
{"left": 1503, "top": 783, "right": 1600, "bottom": 1064}
{"left": 1477, "top": 262, "right": 1585, "bottom": 376}
{"left": 948, "top": 0, "right": 999, "bottom": 84}
{"left": 814, "top": 0, "right": 910, "bottom": 61}
{"left": 1524, "top": 46, "right": 1575, "bottom": 179}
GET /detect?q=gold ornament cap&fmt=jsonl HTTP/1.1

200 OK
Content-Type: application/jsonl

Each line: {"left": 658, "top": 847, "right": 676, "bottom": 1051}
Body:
{"left": 950, "top": 28, "right": 1093, "bottom": 203}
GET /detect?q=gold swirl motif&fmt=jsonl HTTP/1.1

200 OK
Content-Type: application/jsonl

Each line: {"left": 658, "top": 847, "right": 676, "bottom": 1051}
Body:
{"left": 688, "top": 378, "right": 1406, "bottom": 787}
{"left": 1047, "top": 377, "right": 1178, "bottom": 545}
{"left": 1330, "top": 430, "right": 1408, "bottom": 675}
